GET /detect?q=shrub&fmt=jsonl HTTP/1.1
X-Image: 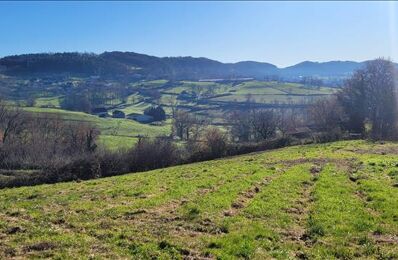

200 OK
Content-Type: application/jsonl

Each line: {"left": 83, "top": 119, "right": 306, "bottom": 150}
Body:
{"left": 127, "top": 137, "right": 181, "bottom": 172}
{"left": 187, "top": 128, "right": 228, "bottom": 161}
{"left": 97, "top": 150, "right": 129, "bottom": 177}
{"left": 144, "top": 106, "right": 166, "bottom": 121}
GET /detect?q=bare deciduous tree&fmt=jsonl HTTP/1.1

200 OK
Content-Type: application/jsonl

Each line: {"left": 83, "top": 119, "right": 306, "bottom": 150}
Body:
{"left": 250, "top": 109, "right": 277, "bottom": 141}
{"left": 165, "top": 96, "right": 178, "bottom": 118}
{"left": 203, "top": 127, "right": 228, "bottom": 158}
{"left": 338, "top": 58, "right": 398, "bottom": 139}
{"left": 0, "top": 101, "right": 26, "bottom": 144}
{"left": 275, "top": 108, "right": 302, "bottom": 137}
{"left": 308, "top": 96, "right": 344, "bottom": 132}
{"left": 229, "top": 110, "right": 252, "bottom": 142}
{"left": 229, "top": 109, "right": 278, "bottom": 142}
{"left": 172, "top": 110, "right": 203, "bottom": 140}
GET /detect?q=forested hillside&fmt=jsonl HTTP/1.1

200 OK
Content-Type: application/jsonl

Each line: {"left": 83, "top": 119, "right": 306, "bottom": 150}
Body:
{"left": 0, "top": 52, "right": 375, "bottom": 81}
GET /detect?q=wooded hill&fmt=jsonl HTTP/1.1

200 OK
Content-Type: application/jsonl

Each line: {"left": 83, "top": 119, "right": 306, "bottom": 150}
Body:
{"left": 0, "top": 51, "right": 378, "bottom": 81}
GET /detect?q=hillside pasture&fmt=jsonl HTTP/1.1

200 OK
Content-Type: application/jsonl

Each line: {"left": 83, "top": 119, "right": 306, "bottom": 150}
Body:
{"left": 0, "top": 140, "right": 397, "bottom": 259}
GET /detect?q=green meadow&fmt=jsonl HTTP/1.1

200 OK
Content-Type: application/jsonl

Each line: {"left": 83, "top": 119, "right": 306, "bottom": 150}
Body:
{"left": 1, "top": 140, "right": 397, "bottom": 259}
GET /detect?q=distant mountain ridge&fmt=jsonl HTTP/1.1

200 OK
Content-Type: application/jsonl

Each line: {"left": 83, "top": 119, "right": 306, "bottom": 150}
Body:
{"left": 0, "top": 51, "right": 386, "bottom": 80}
{"left": 282, "top": 61, "right": 365, "bottom": 77}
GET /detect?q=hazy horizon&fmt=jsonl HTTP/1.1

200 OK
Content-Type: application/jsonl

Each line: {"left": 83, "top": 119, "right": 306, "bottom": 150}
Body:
{"left": 1, "top": 1, "right": 397, "bottom": 67}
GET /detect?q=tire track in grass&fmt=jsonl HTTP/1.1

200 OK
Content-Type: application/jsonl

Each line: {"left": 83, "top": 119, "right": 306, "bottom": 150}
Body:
{"left": 0, "top": 162, "right": 257, "bottom": 259}
{"left": 281, "top": 163, "right": 323, "bottom": 259}
{"left": 202, "top": 164, "right": 313, "bottom": 259}
{"left": 205, "top": 160, "right": 331, "bottom": 259}
{"left": 221, "top": 167, "right": 285, "bottom": 218}
{"left": 102, "top": 162, "right": 272, "bottom": 258}
{"left": 0, "top": 211, "right": 124, "bottom": 259}
{"left": 173, "top": 166, "right": 277, "bottom": 235}
{"left": 221, "top": 158, "right": 338, "bottom": 220}
{"left": 123, "top": 162, "right": 263, "bottom": 222}
{"left": 304, "top": 164, "right": 377, "bottom": 259}
{"left": 140, "top": 163, "right": 282, "bottom": 259}
{"left": 354, "top": 160, "right": 398, "bottom": 258}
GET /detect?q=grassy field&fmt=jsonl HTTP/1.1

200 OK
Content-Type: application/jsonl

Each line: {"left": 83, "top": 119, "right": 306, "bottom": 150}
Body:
{"left": 122, "top": 80, "right": 337, "bottom": 115}
{"left": 34, "top": 96, "right": 62, "bottom": 107}
{"left": 211, "top": 93, "right": 321, "bottom": 104}
{"left": 209, "top": 81, "right": 335, "bottom": 104}
{"left": 132, "top": 80, "right": 169, "bottom": 89}
{"left": 0, "top": 140, "right": 397, "bottom": 259}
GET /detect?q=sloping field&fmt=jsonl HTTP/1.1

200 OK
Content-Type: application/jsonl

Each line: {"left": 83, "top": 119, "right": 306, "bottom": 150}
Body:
{"left": 23, "top": 107, "right": 171, "bottom": 150}
{"left": 0, "top": 140, "right": 397, "bottom": 259}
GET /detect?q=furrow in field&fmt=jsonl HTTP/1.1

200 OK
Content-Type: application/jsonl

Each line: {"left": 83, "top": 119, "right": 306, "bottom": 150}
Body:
{"left": 221, "top": 167, "right": 286, "bottom": 218}
{"left": 353, "top": 159, "right": 398, "bottom": 258}
{"left": 303, "top": 163, "right": 378, "bottom": 259}
{"left": 0, "top": 162, "right": 256, "bottom": 258}
{"left": 114, "top": 163, "right": 281, "bottom": 259}
{"left": 200, "top": 164, "right": 313, "bottom": 259}
{"left": 65, "top": 161, "right": 273, "bottom": 258}
{"left": 279, "top": 163, "right": 323, "bottom": 259}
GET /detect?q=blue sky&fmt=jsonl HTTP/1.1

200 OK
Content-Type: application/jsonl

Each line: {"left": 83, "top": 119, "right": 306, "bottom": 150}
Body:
{"left": 0, "top": 1, "right": 397, "bottom": 67}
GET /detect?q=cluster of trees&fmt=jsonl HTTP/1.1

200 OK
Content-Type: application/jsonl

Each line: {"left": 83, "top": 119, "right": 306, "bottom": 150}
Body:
{"left": 228, "top": 59, "right": 398, "bottom": 143}
{"left": 60, "top": 92, "right": 92, "bottom": 113}
{"left": 171, "top": 110, "right": 208, "bottom": 140}
{"left": 229, "top": 108, "right": 302, "bottom": 142}
{"left": 88, "top": 83, "right": 130, "bottom": 107}
{"left": 60, "top": 83, "right": 130, "bottom": 113}
{"left": 0, "top": 52, "right": 130, "bottom": 77}
{"left": 0, "top": 102, "right": 98, "bottom": 170}
{"left": 144, "top": 106, "right": 166, "bottom": 121}
{"left": 0, "top": 100, "right": 227, "bottom": 188}
{"left": 311, "top": 59, "right": 398, "bottom": 140}
{"left": 299, "top": 76, "right": 324, "bottom": 87}
{"left": 1, "top": 98, "right": 256, "bottom": 188}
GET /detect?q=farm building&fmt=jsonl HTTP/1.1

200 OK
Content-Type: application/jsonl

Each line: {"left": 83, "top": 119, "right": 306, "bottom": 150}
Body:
{"left": 127, "top": 113, "right": 154, "bottom": 124}
{"left": 112, "top": 110, "right": 125, "bottom": 118}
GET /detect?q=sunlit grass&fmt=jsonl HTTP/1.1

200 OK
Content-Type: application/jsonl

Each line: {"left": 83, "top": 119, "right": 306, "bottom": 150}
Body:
{"left": 1, "top": 140, "right": 397, "bottom": 258}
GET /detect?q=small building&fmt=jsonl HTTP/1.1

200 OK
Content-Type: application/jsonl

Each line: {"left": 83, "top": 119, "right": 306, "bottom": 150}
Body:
{"left": 127, "top": 113, "right": 154, "bottom": 124}
{"left": 112, "top": 110, "right": 125, "bottom": 118}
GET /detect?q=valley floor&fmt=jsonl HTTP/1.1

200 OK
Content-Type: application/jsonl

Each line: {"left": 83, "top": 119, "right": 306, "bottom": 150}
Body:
{"left": 0, "top": 140, "right": 397, "bottom": 259}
